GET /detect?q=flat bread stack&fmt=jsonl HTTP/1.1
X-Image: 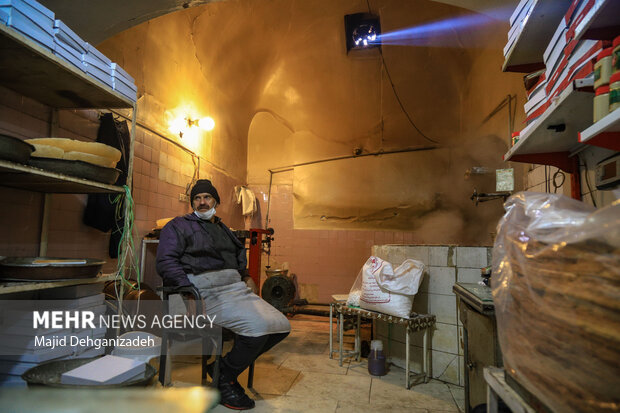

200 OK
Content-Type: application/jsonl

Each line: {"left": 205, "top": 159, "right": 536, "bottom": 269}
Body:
{"left": 26, "top": 138, "right": 121, "bottom": 168}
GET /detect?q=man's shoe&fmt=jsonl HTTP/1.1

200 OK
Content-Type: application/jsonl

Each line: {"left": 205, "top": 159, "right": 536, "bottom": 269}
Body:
{"left": 206, "top": 362, "right": 246, "bottom": 392}
{"left": 218, "top": 380, "right": 256, "bottom": 410}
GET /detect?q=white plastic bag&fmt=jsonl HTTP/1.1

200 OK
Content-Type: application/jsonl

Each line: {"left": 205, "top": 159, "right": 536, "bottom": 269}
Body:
{"left": 359, "top": 256, "right": 425, "bottom": 318}
{"left": 346, "top": 269, "right": 363, "bottom": 307}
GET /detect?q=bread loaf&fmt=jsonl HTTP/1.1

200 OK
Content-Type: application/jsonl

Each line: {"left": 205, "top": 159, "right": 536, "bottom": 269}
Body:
{"left": 26, "top": 138, "right": 121, "bottom": 163}
{"left": 63, "top": 151, "right": 116, "bottom": 168}
{"left": 30, "top": 143, "right": 64, "bottom": 159}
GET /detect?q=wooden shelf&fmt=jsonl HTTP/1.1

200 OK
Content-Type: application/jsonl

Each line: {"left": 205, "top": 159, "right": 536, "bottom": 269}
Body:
{"left": 579, "top": 108, "right": 620, "bottom": 151}
{"left": 0, "top": 24, "right": 132, "bottom": 109}
{"left": 0, "top": 273, "right": 115, "bottom": 295}
{"left": 0, "top": 159, "right": 125, "bottom": 193}
{"left": 502, "top": 0, "right": 572, "bottom": 73}
{"left": 504, "top": 81, "right": 593, "bottom": 162}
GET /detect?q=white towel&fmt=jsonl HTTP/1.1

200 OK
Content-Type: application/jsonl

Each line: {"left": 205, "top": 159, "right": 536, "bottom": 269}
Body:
{"left": 234, "top": 185, "right": 257, "bottom": 216}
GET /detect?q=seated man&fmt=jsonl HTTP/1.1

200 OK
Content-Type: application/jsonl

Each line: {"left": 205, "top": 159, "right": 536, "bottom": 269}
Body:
{"left": 156, "top": 179, "right": 290, "bottom": 410}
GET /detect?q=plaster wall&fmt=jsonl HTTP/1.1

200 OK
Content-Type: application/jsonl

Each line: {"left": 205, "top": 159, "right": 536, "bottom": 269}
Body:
{"left": 243, "top": 0, "right": 527, "bottom": 245}
{"left": 97, "top": 0, "right": 526, "bottom": 247}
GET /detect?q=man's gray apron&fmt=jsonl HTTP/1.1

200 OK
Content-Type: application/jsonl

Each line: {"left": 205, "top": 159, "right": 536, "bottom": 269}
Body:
{"left": 186, "top": 269, "right": 290, "bottom": 337}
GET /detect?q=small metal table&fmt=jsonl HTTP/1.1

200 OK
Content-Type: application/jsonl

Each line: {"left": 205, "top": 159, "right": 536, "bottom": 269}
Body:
{"left": 328, "top": 295, "right": 350, "bottom": 360}
{"left": 333, "top": 303, "right": 435, "bottom": 389}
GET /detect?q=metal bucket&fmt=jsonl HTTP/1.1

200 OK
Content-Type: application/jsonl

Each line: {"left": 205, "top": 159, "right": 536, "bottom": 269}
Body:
{"left": 265, "top": 269, "right": 288, "bottom": 278}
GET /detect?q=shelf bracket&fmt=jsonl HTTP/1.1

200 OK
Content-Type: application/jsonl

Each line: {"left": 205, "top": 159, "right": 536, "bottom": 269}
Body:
{"left": 509, "top": 152, "right": 576, "bottom": 173}
{"left": 579, "top": 132, "right": 620, "bottom": 151}
{"left": 509, "top": 152, "right": 581, "bottom": 200}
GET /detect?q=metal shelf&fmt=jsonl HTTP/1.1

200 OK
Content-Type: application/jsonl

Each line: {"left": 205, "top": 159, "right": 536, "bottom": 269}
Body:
{"left": 0, "top": 159, "right": 124, "bottom": 193}
{"left": 503, "top": 0, "right": 620, "bottom": 73}
{"left": 0, "top": 24, "right": 132, "bottom": 109}
{"left": 504, "top": 81, "right": 593, "bottom": 162}
{"left": 579, "top": 108, "right": 620, "bottom": 151}
{"left": 0, "top": 273, "right": 115, "bottom": 295}
{"left": 573, "top": 0, "right": 620, "bottom": 44}
{"left": 502, "top": 0, "right": 572, "bottom": 73}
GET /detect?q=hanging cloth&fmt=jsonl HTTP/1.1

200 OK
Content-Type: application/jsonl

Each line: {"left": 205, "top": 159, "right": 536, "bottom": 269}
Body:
{"left": 234, "top": 185, "right": 257, "bottom": 217}
{"left": 83, "top": 113, "right": 130, "bottom": 258}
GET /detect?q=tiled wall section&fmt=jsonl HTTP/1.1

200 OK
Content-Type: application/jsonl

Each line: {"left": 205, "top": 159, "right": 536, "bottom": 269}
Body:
{"left": 523, "top": 145, "right": 619, "bottom": 208}
{"left": 0, "top": 85, "right": 244, "bottom": 278}
{"left": 371, "top": 244, "right": 492, "bottom": 386}
{"left": 524, "top": 165, "right": 569, "bottom": 196}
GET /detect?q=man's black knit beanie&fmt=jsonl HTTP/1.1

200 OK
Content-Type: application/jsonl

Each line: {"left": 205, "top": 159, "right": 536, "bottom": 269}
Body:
{"left": 190, "top": 179, "right": 220, "bottom": 204}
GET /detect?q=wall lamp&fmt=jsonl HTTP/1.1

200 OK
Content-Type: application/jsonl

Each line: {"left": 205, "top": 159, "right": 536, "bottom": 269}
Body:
{"left": 168, "top": 115, "right": 215, "bottom": 138}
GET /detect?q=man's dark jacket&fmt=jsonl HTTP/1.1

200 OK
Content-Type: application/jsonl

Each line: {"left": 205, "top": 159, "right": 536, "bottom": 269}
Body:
{"left": 156, "top": 213, "right": 247, "bottom": 287}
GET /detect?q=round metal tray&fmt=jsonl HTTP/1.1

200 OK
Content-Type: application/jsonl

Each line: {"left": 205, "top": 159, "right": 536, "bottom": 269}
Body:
{"left": 28, "top": 157, "right": 121, "bottom": 184}
{"left": 0, "top": 134, "right": 35, "bottom": 164}
{"left": 0, "top": 257, "right": 105, "bottom": 281}
{"left": 22, "top": 357, "right": 157, "bottom": 388}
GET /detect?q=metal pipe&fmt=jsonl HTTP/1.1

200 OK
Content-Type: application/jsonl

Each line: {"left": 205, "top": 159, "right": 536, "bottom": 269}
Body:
{"left": 268, "top": 146, "right": 438, "bottom": 173}
{"left": 265, "top": 170, "right": 273, "bottom": 229}
{"left": 107, "top": 109, "right": 236, "bottom": 180}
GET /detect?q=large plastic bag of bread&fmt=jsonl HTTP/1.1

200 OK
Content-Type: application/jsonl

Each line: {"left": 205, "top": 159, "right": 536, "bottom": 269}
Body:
{"left": 26, "top": 138, "right": 121, "bottom": 167}
{"left": 492, "top": 192, "right": 620, "bottom": 413}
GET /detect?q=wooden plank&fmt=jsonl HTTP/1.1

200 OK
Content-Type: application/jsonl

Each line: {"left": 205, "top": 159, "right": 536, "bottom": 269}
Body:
{"left": 0, "top": 25, "right": 132, "bottom": 109}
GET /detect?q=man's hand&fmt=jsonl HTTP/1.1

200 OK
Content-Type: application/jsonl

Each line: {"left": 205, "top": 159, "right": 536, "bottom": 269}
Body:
{"left": 243, "top": 276, "right": 259, "bottom": 295}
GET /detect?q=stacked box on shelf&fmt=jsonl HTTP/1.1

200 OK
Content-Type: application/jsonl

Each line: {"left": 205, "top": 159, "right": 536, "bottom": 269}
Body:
{"left": 0, "top": 0, "right": 55, "bottom": 50}
{"left": 504, "top": 0, "right": 534, "bottom": 58}
{"left": 83, "top": 42, "right": 113, "bottom": 88}
{"left": 53, "top": 19, "right": 86, "bottom": 72}
{"left": 111, "top": 62, "right": 137, "bottom": 102}
{"left": 524, "top": 69, "right": 547, "bottom": 124}
{"left": 517, "top": 0, "right": 607, "bottom": 127}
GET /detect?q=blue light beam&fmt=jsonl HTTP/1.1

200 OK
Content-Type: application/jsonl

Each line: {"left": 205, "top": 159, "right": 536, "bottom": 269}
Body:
{"left": 372, "top": 6, "right": 515, "bottom": 47}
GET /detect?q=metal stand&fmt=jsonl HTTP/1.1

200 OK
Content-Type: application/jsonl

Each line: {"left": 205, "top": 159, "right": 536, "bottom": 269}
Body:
{"left": 139, "top": 238, "right": 159, "bottom": 283}
{"left": 333, "top": 304, "right": 435, "bottom": 389}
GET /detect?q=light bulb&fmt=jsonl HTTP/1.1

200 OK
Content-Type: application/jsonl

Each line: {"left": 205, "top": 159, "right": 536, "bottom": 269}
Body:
{"left": 198, "top": 117, "right": 215, "bottom": 131}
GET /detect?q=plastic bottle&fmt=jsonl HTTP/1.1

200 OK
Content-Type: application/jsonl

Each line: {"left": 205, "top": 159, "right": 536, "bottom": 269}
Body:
{"left": 594, "top": 48, "right": 612, "bottom": 89}
{"left": 367, "top": 340, "right": 386, "bottom": 376}
{"left": 593, "top": 85, "right": 609, "bottom": 123}
{"left": 610, "top": 72, "right": 620, "bottom": 113}
{"left": 612, "top": 35, "right": 620, "bottom": 75}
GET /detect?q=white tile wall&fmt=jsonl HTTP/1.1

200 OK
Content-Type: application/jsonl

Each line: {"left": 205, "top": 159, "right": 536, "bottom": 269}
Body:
{"left": 429, "top": 293, "right": 457, "bottom": 325}
{"left": 456, "top": 268, "right": 481, "bottom": 284}
{"left": 373, "top": 244, "right": 492, "bottom": 386}
{"left": 427, "top": 267, "right": 456, "bottom": 295}
{"left": 456, "top": 247, "right": 488, "bottom": 268}
{"left": 429, "top": 246, "right": 454, "bottom": 267}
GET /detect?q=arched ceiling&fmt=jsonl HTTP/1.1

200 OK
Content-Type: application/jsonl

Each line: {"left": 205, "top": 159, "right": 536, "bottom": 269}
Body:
{"left": 39, "top": 0, "right": 516, "bottom": 44}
